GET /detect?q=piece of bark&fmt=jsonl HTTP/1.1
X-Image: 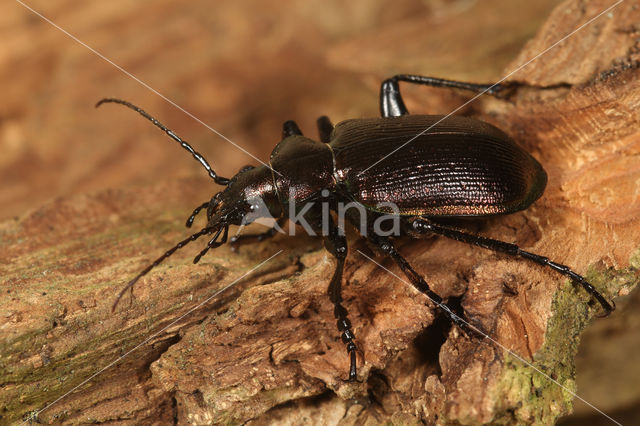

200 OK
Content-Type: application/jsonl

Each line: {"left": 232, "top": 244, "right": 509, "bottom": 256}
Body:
{"left": 3, "top": 0, "right": 640, "bottom": 425}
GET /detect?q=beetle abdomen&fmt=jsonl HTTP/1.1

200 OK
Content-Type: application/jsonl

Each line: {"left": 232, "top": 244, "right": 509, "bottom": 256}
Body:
{"left": 330, "top": 115, "right": 547, "bottom": 216}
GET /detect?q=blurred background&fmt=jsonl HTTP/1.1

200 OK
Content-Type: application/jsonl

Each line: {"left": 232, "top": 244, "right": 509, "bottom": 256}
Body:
{"left": 1, "top": 0, "right": 557, "bottom": 220}
{"left": 2, "top": 0, "right": 636, "bottom": 424}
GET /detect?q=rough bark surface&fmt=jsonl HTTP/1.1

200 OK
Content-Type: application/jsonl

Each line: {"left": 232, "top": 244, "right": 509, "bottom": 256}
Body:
{"left": 2, "top": 0, "right": 640, "bottom": 425}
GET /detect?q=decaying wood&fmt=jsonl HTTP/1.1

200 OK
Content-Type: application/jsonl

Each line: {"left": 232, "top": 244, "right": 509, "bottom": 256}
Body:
{"left": 2, "top": 0, "right": 640, "bottom": 424}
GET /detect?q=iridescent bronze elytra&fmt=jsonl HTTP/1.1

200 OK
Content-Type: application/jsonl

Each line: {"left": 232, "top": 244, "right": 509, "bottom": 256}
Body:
{"left": 98, "top": 74, "right": 614, "bottom": 381}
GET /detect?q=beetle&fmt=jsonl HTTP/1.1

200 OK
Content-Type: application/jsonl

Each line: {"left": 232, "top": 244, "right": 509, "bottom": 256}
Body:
{"left": 97, "top": 74, "right": 614, "bottom": 382}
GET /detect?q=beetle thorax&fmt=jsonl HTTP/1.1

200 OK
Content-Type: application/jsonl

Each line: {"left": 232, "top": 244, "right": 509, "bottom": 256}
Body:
{"left": 269, "top": 135, "right": 335, "bottom": 213}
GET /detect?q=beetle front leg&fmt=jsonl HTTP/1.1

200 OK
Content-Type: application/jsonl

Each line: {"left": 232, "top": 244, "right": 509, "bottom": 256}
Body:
{"left": 323, "top": 219, "right": 359, "bottom": 381}
{"left": 369, "top": 233, "right": 485, "bottom": 339}
{"left": 229, "top": 218, "right": 286, "bottom": 249}
{"left": 185, "top": 201, "right": 210, "bottom": 228}
{"left": 409, "top": 218, "right": 615, "bottom": 315}
{"left": 380, "top": 74, "right": 506, "bottom": 118}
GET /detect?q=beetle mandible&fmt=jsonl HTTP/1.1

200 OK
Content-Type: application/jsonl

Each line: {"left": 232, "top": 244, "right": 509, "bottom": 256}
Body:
{"left": 97, "top": 74, "right": 614, "bottom": 382}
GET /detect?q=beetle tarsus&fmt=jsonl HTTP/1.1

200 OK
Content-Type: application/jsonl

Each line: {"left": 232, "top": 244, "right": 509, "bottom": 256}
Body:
{"left": 347, "top": 350, "right": 358, "bottom": 382}
{"left": 323, "top": 217, "right": 359, "bottom": 381}
{"left": 193, "top": 226, "right": 228, "bottom": 264}
{"left": 516, "top": 249, "right": 615, "bottom": 315}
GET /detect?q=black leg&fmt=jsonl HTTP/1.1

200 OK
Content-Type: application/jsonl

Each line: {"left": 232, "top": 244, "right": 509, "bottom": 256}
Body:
{"left": 409, "top": 218, "right": 615, "bottom": 315}
{"left": 282, "top": 120, "right": 303, "bottom": 138}
{"left": 193, "top": 226, "right": 229, "bottom": 264}
{"left": 369, "top": 233, "right": 485, "bottom": 338}
{"left": 380, "top": 74, "right": 505, "bottom": 118}
{"left": 322, "top": 218, "right": 358, "bottom": 381}
{"left": 316, "top": 116, "right": 334, "bottom": 143}
{"left": 185, "top": 201, "right": 210, "bottom": 228}
{"left": 229, "top": 218, "right": 286, "bottom": 248}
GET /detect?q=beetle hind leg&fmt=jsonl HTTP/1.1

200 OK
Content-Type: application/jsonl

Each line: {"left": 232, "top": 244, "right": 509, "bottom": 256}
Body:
{"left": 409, "top": 218, "right": 615, "bottom": 315}
{"left": 380, "top": 74, "right": 506, "bottom": 118}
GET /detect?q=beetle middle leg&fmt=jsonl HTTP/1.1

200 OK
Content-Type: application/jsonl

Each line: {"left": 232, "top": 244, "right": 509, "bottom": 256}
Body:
{"left": 408, "top": 217, "right": 614, "bottom": 315}
{"left": 229, "top": 218, "right": 286, "bottom": 248}
{"left": 316, "top": 116, "right": 334, "bottom": 143}
{"left": 380, "top": 74, "right": 506, "bottom": 117}
{"left": 318, "top": 215, "right": 358, "bottom": 381}
{"left": 369, "top": 233, "right": 485, "bottom": 339}
{"left": 282, "top": 120, "right": 303, "bottom": 138}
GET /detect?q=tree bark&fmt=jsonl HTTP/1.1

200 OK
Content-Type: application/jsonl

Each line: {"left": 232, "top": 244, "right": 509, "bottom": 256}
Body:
{"left": 2, "top": 0, "right": 640, "bottom": 424}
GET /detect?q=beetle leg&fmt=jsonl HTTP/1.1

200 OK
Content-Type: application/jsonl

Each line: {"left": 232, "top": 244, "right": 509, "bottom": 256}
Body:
{"left": 323, "top": 218, "right": 358, "bottom": 381}
{"left": 193, "top": 225, "right": 229, "bottom": 264}
{"left": 282, "top": 120, "right": 303, "bottom": 138}
{"left": 380, "top": 74, "right": 505, "bottom": 118}
{"left": 185, "top": 201, "right": 210, "bottom": 228}
{"left": 369, "top": 234, "right": 485, "bottom": 339}
{"left": 409, "top": 218, "right": 615, "bottom": 315}
{"left": 229, "top": 218, "right": 286, "bottom": 249}
{"left": 316, "top": 116, "right": 334, "bottom": 143}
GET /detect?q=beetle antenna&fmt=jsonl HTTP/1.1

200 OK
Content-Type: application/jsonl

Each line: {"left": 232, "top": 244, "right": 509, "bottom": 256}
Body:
{"left": 112, "top": 225, "right": 216, "bottom": 312}
{"left": 96, "top": 98, "right": 231, "bottom": 186}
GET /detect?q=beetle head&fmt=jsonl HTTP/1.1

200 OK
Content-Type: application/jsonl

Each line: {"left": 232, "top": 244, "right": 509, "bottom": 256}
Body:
{"left": 207, "top": 165, "right": 282, "bottom": 229}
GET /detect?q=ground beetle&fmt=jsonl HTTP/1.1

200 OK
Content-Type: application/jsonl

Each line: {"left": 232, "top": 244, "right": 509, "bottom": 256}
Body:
{"left": 97, "top": 74, "right": 614, "bottom": 382}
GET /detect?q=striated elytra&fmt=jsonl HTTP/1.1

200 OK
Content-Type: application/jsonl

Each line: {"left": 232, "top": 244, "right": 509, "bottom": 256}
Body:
{"left": 329, "top": 114, "right": 548, "bottom": 217}
{"left": 98, "top": 73, "right": 613, "bottom": 382}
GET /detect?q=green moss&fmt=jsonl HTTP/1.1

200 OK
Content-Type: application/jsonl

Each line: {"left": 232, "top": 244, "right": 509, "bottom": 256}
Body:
{"left": 0, "top": 301, "right": 181, "bottom": 422}
{"left": 493, "top": 255, "right": 639, "bottom": 424}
